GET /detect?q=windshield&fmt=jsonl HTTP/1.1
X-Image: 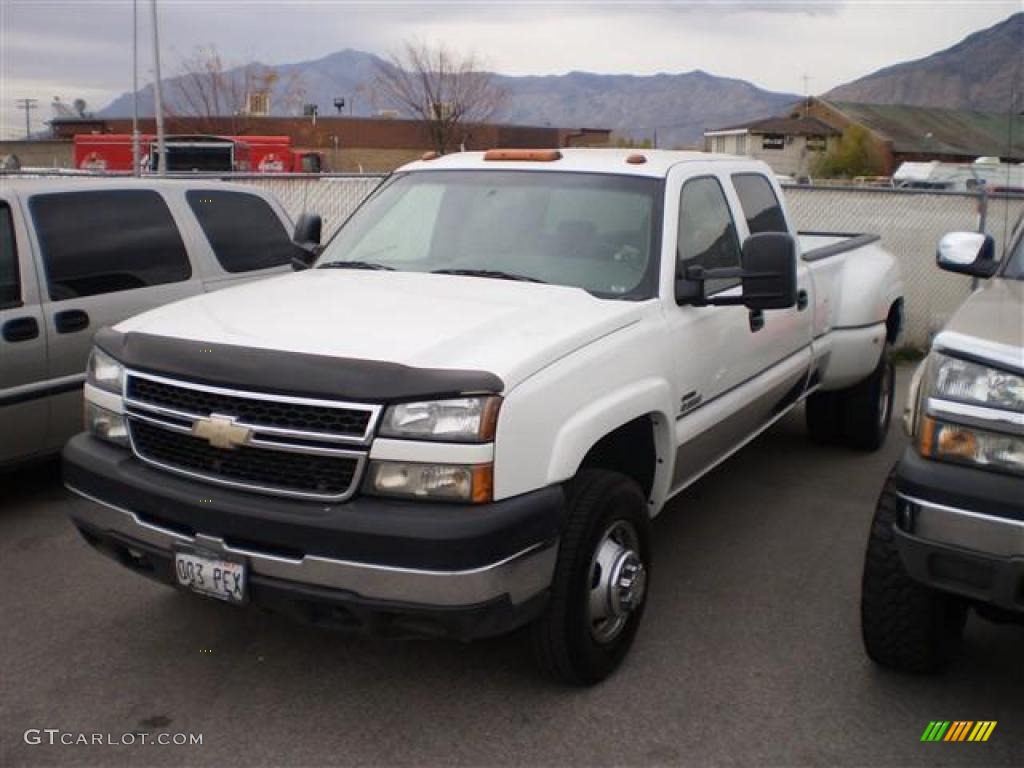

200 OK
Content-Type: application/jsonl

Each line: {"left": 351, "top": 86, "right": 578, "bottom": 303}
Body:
{"left": 1004, "top": 220, "right": 1024, "bottom": 279}
{"left": 317, "top": 170, "right": 663, "bottom": 299}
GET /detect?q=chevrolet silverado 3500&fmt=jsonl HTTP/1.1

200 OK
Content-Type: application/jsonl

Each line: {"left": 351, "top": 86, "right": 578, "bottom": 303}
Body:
{"left": 64, "top": 149, "right": 904, "bottom": 684}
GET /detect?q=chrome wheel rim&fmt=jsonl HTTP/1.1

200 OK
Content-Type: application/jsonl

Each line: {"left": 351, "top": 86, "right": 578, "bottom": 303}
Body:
{"left": 588, "top": 520, "right": 647, "bottom": 644}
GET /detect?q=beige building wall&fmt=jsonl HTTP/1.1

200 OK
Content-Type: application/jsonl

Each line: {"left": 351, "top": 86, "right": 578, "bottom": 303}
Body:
{"left": 706, "top": 132, "right": 832, "bottom": 177}
{"left": 0, "top": 140, "right": 74, "bottom": 168}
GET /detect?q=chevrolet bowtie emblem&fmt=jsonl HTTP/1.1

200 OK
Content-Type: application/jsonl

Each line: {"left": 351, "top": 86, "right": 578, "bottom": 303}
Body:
{"left": 191, "top": 414, "right": 252, "bottom": 450}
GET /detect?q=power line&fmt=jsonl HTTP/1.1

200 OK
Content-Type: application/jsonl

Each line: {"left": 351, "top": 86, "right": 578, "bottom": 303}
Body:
{"left": 15, "top": 98, "right": 38, "bottom": 138}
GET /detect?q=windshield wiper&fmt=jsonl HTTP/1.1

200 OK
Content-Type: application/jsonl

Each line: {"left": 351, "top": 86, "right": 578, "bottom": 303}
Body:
{"left": 318, "top": 261, "right": 395, "bottom": 271}
{"left": 431, "top": 268, "right": 547, "bottom": 284}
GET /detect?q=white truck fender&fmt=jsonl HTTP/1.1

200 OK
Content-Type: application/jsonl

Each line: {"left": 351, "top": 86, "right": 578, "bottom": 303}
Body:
{"left": 544, "top": 377, "right": 676, "bottom": 510}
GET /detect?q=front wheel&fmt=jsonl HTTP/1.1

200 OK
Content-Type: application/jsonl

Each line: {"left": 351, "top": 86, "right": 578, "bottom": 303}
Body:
{"left": 530, "top": 469, "right": 651, "bottom": 685}
{"left": 860, "top": 471, "right": 967, "bottom": 673}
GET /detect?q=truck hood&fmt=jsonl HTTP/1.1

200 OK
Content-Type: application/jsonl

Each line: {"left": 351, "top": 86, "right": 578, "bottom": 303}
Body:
{"left": 115, "top": 270, "right": 646, "bottom": 391}
{"left": 934, "top": 278, "right": 1024, "bottom": 371}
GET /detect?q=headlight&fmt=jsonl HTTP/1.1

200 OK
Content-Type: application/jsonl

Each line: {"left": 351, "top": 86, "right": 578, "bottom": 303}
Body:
{"left": 364, "top": 461, "right": 493, "bottom": 503}
{"left": 84, "top": 401, "right": 129, "bottom": 446}
{"left": 379, "top": 397, "right": 500, "bottom": 442}
{"left": 86, "top": 348, "right": 125, "bottom": 395}
{"left": 933, "top": 355, "right": 1024, "bottom": 412}
{"left": 918, "top": 416, "right": 1024, "bottom": 476}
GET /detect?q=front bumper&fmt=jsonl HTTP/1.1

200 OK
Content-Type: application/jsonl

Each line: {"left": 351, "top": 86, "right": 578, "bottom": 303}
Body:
{"left": 63, "top": 434, "right": 563, "bottom": 639}
{"left": 891, "top": 448, "right": 1024, "bottom": 612}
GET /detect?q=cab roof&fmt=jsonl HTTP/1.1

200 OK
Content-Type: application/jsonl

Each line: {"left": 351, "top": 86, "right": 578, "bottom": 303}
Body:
{"left": 399, "top": 148, "right": 750, "bottom": 178}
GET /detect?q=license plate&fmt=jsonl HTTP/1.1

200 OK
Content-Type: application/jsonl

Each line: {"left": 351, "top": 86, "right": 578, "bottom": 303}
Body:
{"left": 174, "top": 549, "right": 246, "bottom": 604}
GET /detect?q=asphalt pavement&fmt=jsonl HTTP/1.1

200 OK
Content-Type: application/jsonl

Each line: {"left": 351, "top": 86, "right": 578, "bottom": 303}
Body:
{"left": 2, "top": 366, "right": 1022, "bottom": 767}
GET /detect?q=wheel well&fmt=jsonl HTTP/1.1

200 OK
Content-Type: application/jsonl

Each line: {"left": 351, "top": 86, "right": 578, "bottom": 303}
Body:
{"left": 579, "top": 416, "right": 657, "bottom": 500}
{"left": 885, "top": 299, "right": 904, "bottom": 344}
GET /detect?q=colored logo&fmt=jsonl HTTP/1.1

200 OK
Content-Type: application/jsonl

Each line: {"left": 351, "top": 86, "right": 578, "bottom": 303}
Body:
{"left": 921, "top": 721, "right": 997, "bottom": 742}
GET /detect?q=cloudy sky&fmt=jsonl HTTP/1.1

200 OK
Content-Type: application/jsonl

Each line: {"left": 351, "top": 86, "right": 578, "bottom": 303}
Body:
{"left": 0, "top": 0, "right": 1019, "bottom": 139}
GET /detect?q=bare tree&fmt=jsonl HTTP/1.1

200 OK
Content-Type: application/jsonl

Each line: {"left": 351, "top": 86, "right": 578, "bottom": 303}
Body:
{"left": 373, "top": 42, "right": 507, "bottom": 154}
{"left": 169, "top": 46, "right": 306, "bottom": 134}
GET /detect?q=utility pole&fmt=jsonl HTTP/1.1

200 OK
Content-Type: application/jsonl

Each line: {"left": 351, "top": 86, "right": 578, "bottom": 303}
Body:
{"left": 16, "top": 98, "right": 38, "bottom": 138}
{"left": 131, "top": 0, "right": 141, "bottom": 176}
{"left": 150, "top": 0, "right": 167, "bottom": 176}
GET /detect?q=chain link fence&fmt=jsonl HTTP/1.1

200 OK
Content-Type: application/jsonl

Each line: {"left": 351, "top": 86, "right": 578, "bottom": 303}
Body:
{"left": 783, "top": 185, "right": 1023, "bottom": 347}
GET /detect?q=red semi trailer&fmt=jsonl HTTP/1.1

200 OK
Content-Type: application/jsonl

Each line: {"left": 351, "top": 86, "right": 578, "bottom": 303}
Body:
{"left": 73, "top": 134, "right": 326, "bottom": 173}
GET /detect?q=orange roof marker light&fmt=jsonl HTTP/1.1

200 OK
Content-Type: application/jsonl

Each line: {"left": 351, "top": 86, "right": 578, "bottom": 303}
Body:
{"left": 626, "top": 154, "right": 647, "bottom": 165}
{"left": 483, "top": 149, "right": 563, "bottom": 162}
{"left": 420, "top": 151, "right": 439, "bottom": 161}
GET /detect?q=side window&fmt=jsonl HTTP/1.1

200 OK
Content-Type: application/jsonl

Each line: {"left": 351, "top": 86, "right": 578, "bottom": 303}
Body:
{"left": 0, "top": 203, "right": 20, "bottom": 309}
{"left": 677, "top": 177, "right": 742, "bottom": 294}
{"left": 187, "top": 190, "right": 296, "bottom": 273}
{"left": 732, "top": 174, "right": 789, "bottom": 234}
{"left": 30, "top": 190, "right": 191, "bottom": 300}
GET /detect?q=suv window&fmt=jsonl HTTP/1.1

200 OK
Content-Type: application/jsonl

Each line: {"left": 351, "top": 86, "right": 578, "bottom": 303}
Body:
{"left": 732, "top": 173, "right": 788, "bottom": 234}
{"left": 677, "top": 176, "right": 742, "bottom": 294}
{"left": 0, "top": 203, "right": 19, "bottom": 308}
{"left": 30, "top": 190, "right": 191, "bottom": 300}
{"left": 186, "top": 190, "right": 294, "bottom": 273}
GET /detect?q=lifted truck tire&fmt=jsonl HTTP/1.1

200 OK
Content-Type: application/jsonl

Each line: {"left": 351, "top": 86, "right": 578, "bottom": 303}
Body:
{"left": 805, "top": 345, "right": 894, "bottom": 451}
{"left": 530, "top": 469, "right": 651, "bottom": 686}
{"left": 860, "top": 471, "right": 967, "bottom": 674}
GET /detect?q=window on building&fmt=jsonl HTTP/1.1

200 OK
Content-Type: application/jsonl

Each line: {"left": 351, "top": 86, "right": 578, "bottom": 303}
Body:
{"left": 30, "top": 190, "right": 191, "bottom": 300}
{"left": 762, "top": 134, "right": 785, "bottom": 150}
{"left": 714, "top": 136, "right": 726, "bottom": 153}
{"left": 186, "top": 190, "right": 295, "bottom": 273}
{"left": 806, "top": 135, "right": 827, "bottom": 152}
{"left": 677, "top": 176, "right": 742, "bottom": 294}
{"left": 735, "top": 134, "right": 747, "bottom": 155}
{"left": 0, "top": 202, "right": 20, "bottom": 309}
{"left": 731, "top": 173, "right": 789, "bottom": 235}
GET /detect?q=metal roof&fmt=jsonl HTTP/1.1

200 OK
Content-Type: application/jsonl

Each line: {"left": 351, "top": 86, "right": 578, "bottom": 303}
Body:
{"left": 707, "top": 116, "right": 839, "bottom": 137}
{"left": 829, "top": 101, "right": 1024, "bottom": 160}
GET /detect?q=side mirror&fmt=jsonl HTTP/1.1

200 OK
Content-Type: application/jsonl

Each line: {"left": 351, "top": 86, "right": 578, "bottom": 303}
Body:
{"left": 294, "top": 213, "right": 322, "bottom": 247}
{"left": 740, "top": 232, "right": 798, "bottom": 310}
{"left": 291, "top": 213, "right": 323, "bottom": 271}
{"left": 677, "top": 232, "right": 797, "bottom": 311}
{"left": 937, "top": 232, "right": 997, "bottom": 278}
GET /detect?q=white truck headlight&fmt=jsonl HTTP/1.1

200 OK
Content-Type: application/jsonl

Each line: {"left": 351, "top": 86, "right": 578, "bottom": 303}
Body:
{"left": 86, "top": 347, "right": 125, "bottom": 395}
{"left": 364, "top": 461, "right": 493, "bottom": 503}
{"left": 933, "top": 355, "right": 1024, "bottom": 412}
{"left": 379, "top": 397, "right": 500, "bottom": 442}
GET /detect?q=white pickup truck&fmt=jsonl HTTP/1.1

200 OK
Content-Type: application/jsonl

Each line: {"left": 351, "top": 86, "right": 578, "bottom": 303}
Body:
{"left": 64, "top": 149, "right": 903, "bottom": 684}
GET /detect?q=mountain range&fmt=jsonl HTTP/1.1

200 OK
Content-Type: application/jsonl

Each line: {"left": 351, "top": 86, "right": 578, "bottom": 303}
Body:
{"left": 99, "top": 12, "right": 1022, "bottom": 147}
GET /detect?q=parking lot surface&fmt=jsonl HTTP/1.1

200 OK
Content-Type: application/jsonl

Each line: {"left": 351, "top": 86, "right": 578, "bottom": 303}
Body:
{"left": 2, "top": 366, "right": 1021, "bottom": 767}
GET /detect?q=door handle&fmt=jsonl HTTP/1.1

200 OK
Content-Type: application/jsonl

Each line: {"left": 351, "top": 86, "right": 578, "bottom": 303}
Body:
{"left": 749, "top": 309, "right": 765, "bottom": 333}
{"left": 797, "top": 290, "right": 809, "bottom": 311}
{"left": 2, "top": 316, "right": 40, "bottom": 343}
{"left": 54, "top": 309, "right": 90, "bottom": 334}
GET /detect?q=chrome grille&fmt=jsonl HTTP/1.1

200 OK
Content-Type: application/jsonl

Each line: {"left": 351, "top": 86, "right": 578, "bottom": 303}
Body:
{"left": 124, "top": 371, "right": 378, "bottom": 501}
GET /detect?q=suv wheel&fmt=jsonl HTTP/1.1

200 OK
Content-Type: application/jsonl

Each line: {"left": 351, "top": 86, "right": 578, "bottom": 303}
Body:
{"left": 860, "top": 471, "right": 967, "bottom": 673}
{"left": 530, "top": 469, "right": 651, "bottom": 685}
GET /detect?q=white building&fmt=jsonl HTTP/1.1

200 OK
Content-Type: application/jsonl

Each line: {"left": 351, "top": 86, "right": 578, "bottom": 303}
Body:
{"left": 704, "top": 116, "right": 839, "bottom": 178}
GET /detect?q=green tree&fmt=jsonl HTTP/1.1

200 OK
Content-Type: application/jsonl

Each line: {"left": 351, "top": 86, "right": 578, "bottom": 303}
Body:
{"left": 813, "top": 124, "right": 885, "bottom": 179}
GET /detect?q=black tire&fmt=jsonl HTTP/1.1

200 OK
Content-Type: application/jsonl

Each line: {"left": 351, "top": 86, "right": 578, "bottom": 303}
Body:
{"left": 843, "top": 346, "right": 895, "bottom": 451}
{"left": 530, "top": 469, "right": 652, "bottom": 685}
{"left": 860, "top": 471, "right": 967, "bottom": 674}
{"left": 805, "top": 390, "right": 843, "bottom": 443}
